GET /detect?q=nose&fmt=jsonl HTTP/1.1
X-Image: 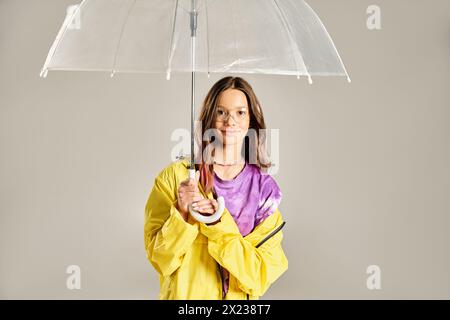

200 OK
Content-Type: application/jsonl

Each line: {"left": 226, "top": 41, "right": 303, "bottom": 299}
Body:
{"left": 226, "top": 113, "right": 237, "bottom": 126}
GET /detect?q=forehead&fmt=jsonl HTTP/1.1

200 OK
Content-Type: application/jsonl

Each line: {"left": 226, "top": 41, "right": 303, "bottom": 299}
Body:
{"left": 217, "top": 89, "right": 248, "bottom": 109}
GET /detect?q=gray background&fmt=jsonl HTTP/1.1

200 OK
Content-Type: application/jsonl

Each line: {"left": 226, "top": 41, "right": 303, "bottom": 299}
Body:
{"left": 1, "top": 0, "right": 449, "bottom": 299}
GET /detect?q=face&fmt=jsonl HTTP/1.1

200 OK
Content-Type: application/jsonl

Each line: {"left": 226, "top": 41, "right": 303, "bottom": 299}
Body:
{"left": 214, "top": 89, "right": 251, "bottom": 147}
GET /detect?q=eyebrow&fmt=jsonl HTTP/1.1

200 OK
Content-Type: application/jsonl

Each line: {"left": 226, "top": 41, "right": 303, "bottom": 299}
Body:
{"left": 217, "top": 105, "right": 247, "bottom": 110}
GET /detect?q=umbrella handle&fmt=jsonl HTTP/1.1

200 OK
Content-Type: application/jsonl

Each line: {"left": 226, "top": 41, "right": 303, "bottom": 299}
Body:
{"left": 188, "top": 168, "right": 225, "bottom": 224}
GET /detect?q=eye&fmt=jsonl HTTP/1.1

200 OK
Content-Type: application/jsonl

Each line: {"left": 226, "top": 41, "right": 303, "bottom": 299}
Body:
{"left": 238, "top": 110, "right": 246, "bottom": 116}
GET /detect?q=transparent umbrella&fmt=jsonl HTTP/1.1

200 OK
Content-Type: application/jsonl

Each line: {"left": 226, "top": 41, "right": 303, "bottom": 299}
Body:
{"left": 40, "top": 0, "right": 351, "bottom": 223}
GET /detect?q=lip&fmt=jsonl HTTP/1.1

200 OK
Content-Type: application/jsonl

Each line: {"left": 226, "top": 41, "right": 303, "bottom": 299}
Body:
{"left": 221, "top": 129, "right": 239, "bottom": 133}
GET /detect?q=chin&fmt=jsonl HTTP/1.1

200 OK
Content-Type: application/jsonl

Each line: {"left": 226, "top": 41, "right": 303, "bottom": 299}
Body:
{"left": 222, "top": 135, "right": 243, "bottom": 145}
{"left": 223, "top": 140, "right": 238, "bottom": 146}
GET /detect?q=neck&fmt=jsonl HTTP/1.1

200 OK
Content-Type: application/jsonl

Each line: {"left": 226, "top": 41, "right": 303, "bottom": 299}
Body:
{"left": 214, "top": 144, "right": 245, "bottom": 165}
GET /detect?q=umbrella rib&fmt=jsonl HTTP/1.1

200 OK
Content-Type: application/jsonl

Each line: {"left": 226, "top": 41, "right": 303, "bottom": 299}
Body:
{"left": 271, "top": 0, "right": 311, "bottom": 83}
{"left": 40, "top": 0, "right": 88, "bottom": 77}
{"left": 166, "top": 0, "right": 179, "bottom": 80}
{"left": 230, "top": 0, "right": 241, "bottom": 73}
{"left": 302, "top": 0, "right": 351, "bottom": 82}
{"left": 205, "top": 0, "right": 210, "bottom": 76}
{"left": 111, "top": 0, "right": 137, "bottom": 77}
{"left": 201, "top": 0, "right": 228, "bottom": 73}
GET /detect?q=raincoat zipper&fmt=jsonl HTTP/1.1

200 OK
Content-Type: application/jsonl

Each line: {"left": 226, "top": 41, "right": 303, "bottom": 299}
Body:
{"left": 246, "top": 221, "right": 286, "bottom": 300}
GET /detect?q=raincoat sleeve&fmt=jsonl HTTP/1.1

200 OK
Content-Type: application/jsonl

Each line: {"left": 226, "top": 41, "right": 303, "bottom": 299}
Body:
{"left": 199, "top": 208, "right": 288, "bottom": 297}
{"left": 144, "top": 168, "right": 199, "bottom": 277}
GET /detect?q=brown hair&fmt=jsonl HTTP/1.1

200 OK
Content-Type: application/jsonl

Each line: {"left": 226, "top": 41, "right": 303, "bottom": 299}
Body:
{"left": 194, "top": 76, "right": 273, "bottom": 196}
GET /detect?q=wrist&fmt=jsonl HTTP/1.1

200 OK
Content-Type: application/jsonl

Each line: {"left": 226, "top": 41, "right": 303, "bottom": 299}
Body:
{"left": 175, "top": 203, "right": 189, "bottom": 221}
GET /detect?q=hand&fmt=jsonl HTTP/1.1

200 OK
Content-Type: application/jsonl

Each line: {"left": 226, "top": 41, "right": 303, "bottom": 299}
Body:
{"left": 191, "top": 198, "right": 219, "bottom": 216}
{"left": 176, "top": 170, "right": 204, "bottom": 222}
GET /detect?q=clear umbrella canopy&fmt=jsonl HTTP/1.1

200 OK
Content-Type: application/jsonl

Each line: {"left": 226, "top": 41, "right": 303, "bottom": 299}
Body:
{"left": 40, "top": 0, "right": 351, "bottom": 223}
{"left": 40, "top": 0, "right": 350, "bottom": 83}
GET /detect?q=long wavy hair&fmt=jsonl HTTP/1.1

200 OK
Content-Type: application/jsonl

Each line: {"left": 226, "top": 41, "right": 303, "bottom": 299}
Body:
{"left": 193, "top": 76, "right": 273, "bottom": 196}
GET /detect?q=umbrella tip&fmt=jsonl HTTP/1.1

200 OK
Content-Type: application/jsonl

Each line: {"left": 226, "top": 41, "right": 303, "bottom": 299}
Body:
{"left": 347, "top": 76, "right": 352, "bottom": 83}
{"left": 166, "top": 70, "right": 171, "bottom": 80}
{"left": 308, "top": 75, "right": 313, "bottom": 85}
{"left": 40, "top": 68, "right": 48, "bottom": 78}
{"left": 110, "top": 70, "right": 115, "bottom": 78}
{"left": 207, "top": 72, "right": 210, "bottom": 78}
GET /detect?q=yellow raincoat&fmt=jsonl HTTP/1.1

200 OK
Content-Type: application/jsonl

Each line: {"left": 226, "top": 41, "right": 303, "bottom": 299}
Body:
{"left": 144, "top": 158, "right": 288, "bottom": 299}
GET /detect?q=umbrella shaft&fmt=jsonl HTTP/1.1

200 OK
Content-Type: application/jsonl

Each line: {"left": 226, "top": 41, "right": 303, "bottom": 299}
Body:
{"left": 190, "top": 37, "right": 195, "bottom": 170}
{"left": 190, "top": 0, "right": 197, "bottom": 170}
{"left": 190, "top": 9, "right": 197, "bottom": 37}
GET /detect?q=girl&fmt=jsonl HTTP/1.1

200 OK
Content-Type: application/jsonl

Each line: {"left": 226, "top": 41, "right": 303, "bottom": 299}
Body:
{"left": 144, "top": 76, "right": 288, "bottom": 300}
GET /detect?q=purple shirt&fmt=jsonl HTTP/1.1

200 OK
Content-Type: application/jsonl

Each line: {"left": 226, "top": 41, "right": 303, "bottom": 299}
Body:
{"left": 213, "top": 161, "right": 282, "bottom": 298}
